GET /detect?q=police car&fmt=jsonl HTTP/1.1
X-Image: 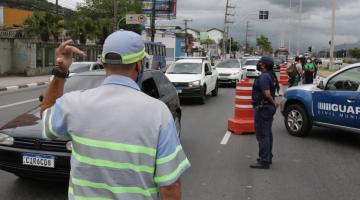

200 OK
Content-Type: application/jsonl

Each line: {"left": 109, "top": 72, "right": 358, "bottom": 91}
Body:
{"left": 281, "top": 64, "right": 360, "bottom": 137}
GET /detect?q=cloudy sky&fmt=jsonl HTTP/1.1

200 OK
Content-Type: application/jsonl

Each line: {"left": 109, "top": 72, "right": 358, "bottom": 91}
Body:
{"left": 53, "top": 0, "right": 360, "bottom": 53}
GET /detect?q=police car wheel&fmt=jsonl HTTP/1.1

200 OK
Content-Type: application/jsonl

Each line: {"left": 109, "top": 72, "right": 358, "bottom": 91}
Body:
{"left": 284, "top": 104, "right": 311, "bottom": 137}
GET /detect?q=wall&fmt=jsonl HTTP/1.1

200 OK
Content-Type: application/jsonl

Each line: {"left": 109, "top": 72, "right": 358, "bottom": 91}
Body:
{"left": 0, "top": 39, "right": 13, "bottom": 75}
{"left": 175, "top": 37, "right": 185, "bottom": 58}
{"left": 3, "top": 7, "right": 33, "bottom": 27}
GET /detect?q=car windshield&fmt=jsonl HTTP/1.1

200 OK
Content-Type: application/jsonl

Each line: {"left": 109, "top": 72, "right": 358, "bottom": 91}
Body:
{"left": 167, "top": 63, "right": 202, "bottom": 74}
{"left": 274, "top": 58, "right": 284, "bottom": 65}
{"left": 216, "top": 60, "right": 240, "bottom": 68}
{"left": 244, "top": 60, "right": 258, "bottom": 66}
{"left": 69, "top": 63, "right": 92, "bottom": 73}
{"left": 64, "top": 75, "right": 105, "bottom": 93}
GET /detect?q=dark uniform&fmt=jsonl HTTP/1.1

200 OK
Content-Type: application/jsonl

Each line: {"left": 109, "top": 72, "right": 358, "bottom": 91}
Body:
{"left": 252, "top": 71, "right": 277, "bottom": 164}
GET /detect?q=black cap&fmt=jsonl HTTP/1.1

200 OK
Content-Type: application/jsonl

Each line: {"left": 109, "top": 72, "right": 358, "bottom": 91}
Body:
{"left": 259, "top": 56, "right": 274, "bottom": 66}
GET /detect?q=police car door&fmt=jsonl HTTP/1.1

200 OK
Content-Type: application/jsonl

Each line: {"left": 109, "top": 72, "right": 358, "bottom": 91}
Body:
{"left": 320, "top": 66, "right": 360, "bottom": 128}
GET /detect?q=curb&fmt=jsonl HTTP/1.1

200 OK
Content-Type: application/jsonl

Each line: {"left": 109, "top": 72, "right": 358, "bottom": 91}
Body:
{"left": 0, "top": 81, "right": 49, "bottom": 93}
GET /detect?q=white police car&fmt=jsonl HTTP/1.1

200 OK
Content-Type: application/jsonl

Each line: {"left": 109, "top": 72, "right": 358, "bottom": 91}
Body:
{"left": 281, "top": 64, "right": 360, "bottom": 137}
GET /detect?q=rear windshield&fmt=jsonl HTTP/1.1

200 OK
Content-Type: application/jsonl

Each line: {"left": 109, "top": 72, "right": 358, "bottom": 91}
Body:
{"left": 216, "top": 60, "right": 240, "bottom": 68}
{"left": 167, "top": 63, "right": 202, "bottom": 74}
{"left": 244, "top": 60, "right": 258, "bottom": 66}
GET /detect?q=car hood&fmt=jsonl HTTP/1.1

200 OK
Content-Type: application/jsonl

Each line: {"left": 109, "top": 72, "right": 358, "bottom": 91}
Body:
{"left": 285, "top": 83, "right": 319, "bottom": 92}
{"left": 165, "top": 74, "right": 203, "bottom": 83}
{"left": 216, "top": 68, "right": 240, "bottom": 74}
{"left": 0, "top": 107, "right": 69, "bottom": 140}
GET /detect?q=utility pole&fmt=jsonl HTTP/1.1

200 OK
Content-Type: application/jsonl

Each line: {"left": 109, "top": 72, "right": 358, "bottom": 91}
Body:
{"left": 184, "top": 19, "right": 192, "bottom": 56}
{"left": 296, "top": 0, "right": 302, "bottom": 56}
{"left": 223, "top": 0, "right": 235, "bottom": 59}
{"left": 150, "top": 0, "right": 156, "bottom": 42}
{"left": 245, "top": 21, "right": 250, "bottom": 54}
{"left": 288, "top": 0, "right": 292, "bottom": 54}
{"left": 56, "top": 0, "right": 59, "bottom": 17}
{"left": 329, "top": 0, "right": 336, "bottom": 70}
{"left": 113, "top": 0, "right": 118, "bottom": 31}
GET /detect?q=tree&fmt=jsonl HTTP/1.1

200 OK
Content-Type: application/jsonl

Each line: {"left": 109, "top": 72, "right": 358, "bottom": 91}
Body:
{"left": 218, "top": 38, "right": 241, "bottom": 54}
{"left": 349, "top": 48, "right": 360, "bottom": 59}
{"left": 24, "top": 11, "right": 62, "bottom": 41}
{"left": 68, "top": 14, "right": 96, "bottom": 44}
{"left": 256, "top": 35, "right": 273, "bottom": 54}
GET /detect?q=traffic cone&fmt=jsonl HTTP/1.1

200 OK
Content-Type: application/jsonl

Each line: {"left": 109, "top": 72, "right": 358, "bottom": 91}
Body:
{"left": 228, "top": 78, "right": 255, "bottom": 135}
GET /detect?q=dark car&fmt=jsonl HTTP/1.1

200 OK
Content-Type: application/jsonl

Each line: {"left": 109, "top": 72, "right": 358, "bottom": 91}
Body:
{"left": 0, "top": 70, "right": 181, "bottom": 180}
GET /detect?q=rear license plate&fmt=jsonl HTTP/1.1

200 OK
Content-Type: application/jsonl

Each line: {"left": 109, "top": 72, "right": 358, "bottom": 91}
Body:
{"left": 23, "top": 153, "right": 55, "bottom": 168}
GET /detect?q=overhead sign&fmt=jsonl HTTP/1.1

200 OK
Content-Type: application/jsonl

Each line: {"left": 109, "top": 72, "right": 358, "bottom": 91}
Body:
{"left": 143, "top": 0, "right": 177, "bottom": 19}
{"left": 126, "top": 14, "right": 147, "bottom": 25}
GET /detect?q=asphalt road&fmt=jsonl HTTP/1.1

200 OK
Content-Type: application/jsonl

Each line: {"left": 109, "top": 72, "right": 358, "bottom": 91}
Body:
{"left": 1, "top": 86, "right": 360, "bottom": 200}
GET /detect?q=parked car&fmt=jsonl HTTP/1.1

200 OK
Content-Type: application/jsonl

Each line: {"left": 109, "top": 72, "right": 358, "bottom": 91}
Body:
{"left": 281, "top": 63, "right": 360, "bottom": 137}
{"left": 334, "top": 58, "right": 343, "bottom": 65}
{"left": 165, "top": 57, "right": 219, "bottom": 104}
{"left": 0, "top": 69, "right": 182, "bottom": 180}
{"left": 216, "top": 59, "right": 243, "bottom": 86}
{"left": 68, "top": 62, "right": 104, "bottom": 76}
{"left": 242, "top": 58, "right": 260, "bottom": 78}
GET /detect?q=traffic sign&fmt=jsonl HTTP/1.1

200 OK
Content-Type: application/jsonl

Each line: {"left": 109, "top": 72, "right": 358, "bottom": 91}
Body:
{"left": 126, "top": 14, "right": 147, "bottom": 25}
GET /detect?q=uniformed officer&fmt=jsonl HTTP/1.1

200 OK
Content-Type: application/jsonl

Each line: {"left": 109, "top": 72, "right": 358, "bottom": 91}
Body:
{"left": 41, "top": 30, "right": 190, "bottom": 200}
{"left": 250, "top": 56, "right": 279, "bottom": 169}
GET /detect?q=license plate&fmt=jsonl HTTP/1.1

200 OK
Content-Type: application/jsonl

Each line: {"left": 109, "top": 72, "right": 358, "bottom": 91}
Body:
{"left": 23, "top": 153, "right": 55, "bottom": 168}
{"left": 176, "top": 89, "right": 182, "bottom": 94}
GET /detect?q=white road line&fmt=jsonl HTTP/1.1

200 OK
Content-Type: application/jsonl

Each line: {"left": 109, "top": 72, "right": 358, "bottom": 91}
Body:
{"left": 0, "top": 98, "right": 38, "bottom": 110}
{"left": 220, "top": 131, "right": 232, "bottom": 145}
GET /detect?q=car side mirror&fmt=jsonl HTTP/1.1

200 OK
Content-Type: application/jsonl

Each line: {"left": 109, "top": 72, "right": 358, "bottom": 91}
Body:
{"left": 317, "top": 80, "right": 325, "bottom": 90}
{"left": 205, "top": 71, "right": 212, "bottom": 76}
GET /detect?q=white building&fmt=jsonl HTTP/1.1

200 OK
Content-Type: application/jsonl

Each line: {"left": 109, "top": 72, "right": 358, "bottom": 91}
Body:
{"left": 182, "top": 28, "right": 200, "bottom": 41}
{"left": 207, "top": 28, "right": 224, "bottom": 45}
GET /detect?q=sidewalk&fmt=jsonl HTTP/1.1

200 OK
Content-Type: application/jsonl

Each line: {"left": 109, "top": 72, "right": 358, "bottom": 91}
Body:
{"left": 0, "top": 75, "right": 50, "bottom": 92}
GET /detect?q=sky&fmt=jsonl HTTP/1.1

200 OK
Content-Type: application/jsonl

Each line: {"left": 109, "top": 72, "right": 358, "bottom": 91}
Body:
{"left": 53, "top": 0, "right": 360, "bottom": 53}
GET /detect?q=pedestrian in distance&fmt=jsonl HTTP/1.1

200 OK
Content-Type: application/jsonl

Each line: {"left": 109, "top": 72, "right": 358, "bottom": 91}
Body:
{"left": 287, "top": 56, "right": 303, "bottom": 87}
{"left": 250, "top": 56, "right": 279, "bottom": 169}
{"left": 41, "top": 30, "right": 190, "bottom": 200}
{"left": 303, "top": 57, "right": 316, "bottom": 84}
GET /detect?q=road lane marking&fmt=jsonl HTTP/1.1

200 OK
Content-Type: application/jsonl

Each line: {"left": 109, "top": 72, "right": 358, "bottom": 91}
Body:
{"left": 220, "top": 131, "right": 232, "bottom": 145}
{"left": 0, "top": 98, "right": 38, "bottom": 110}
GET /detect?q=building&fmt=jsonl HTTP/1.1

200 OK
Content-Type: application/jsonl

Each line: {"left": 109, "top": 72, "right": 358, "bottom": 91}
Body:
{"left": 207, "top": 28, "right": 224, "bottom": 45}
{"left": 182, "top": 28, "right": 200, "bottom": 41}
{"left": 0, "top": 6, "right": 33, "bottom": 28}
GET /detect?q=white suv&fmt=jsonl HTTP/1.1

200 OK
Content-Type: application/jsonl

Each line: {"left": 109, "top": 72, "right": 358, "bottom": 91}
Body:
{"left": 165, "top": 58, "right": 219, "bottom": 104}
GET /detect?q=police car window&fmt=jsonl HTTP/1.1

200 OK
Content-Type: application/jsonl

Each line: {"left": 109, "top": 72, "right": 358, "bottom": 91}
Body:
{"left": 142, "top": 78, "right": 160, "bottom": 99}
{"left": 326, "top": 67, "right": 360, "bottom": 91}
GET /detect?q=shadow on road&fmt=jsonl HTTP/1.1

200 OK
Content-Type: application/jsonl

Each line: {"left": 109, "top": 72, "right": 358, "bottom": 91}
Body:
{"left": 306, "top": 127, "right": 360, "bottom": 149}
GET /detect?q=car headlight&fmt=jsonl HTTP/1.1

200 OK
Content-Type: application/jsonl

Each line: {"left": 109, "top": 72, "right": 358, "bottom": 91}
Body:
{"left": 0, "top": 133, "right": 14, "bottom": 146}
{"left": 66, "top": 141, "right": 73, "bottom": 151}
{"left": 189, "top": 80, "right": 201, "bottom": 87}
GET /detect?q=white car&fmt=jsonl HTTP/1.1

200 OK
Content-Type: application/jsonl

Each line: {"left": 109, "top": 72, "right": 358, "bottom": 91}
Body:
{"left": 68, "top": 62, "right": 104, "bottom": 77}
{"left": 216, "top": 59, "right": 243, "bottom": 86}
{"left": 165, "top": 58, "right": 219, "bottom": 104}
{"left": 242, "top": 58, "right": 260, "bottom": 78}
{"left": 334, "top": 58, "right": 343, "bottom": 65}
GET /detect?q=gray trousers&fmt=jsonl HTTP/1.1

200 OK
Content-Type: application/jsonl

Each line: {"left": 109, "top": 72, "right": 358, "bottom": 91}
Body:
{"left": 254, "top": 105, "right": 276, "bottom": 163}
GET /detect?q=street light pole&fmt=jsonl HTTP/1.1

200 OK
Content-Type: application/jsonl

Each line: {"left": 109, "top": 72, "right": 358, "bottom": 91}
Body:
{"left": 150, "top": 0, "right": 156, "bottom": 42}
{"left": 329, "top": 0, "right": 336, "bottom": 70}
{"left": 288, "top": 0, "right": 292, "bottom": 54}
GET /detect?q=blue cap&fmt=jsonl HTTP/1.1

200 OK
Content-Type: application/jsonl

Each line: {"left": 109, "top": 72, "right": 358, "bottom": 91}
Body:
{"left": 259, "top": 56, "right": 274, "bottom": 66}
{"left": 101, "top": 30, "right": 145, "bottom": 65}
